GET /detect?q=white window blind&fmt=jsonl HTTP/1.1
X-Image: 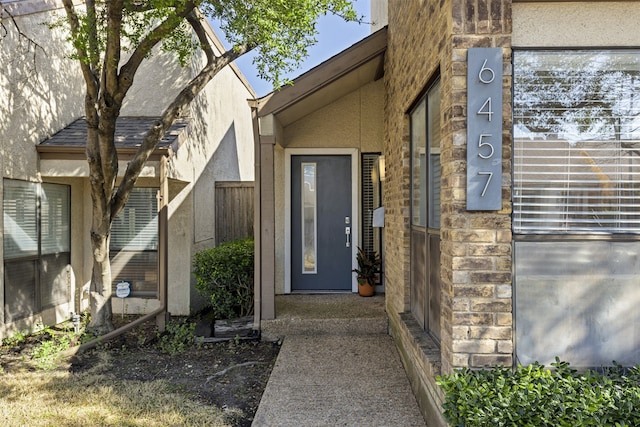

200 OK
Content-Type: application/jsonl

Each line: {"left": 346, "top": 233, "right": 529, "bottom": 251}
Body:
{"left": 41, "top": 183, "right": 70, "bottom": 254}
{"left": 513, "top": 50, "right": 640, "bottom": 234}
{"left": 3, "top": 180, "right": 37, "bottom": 259}
{"left": 110, "top": 187, "right": 158, "bottom": 251}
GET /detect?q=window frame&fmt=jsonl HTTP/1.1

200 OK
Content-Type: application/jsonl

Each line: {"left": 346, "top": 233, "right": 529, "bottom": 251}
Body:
{"left": 512, "top": 48, "right": 640, "bottom": 368}
{"left": 513, "top": 48, "right": 640, "bottom": 237}
{"left": 109, "top": 186, "right": 159, "bottom": 298}
{"left": 3, "top": 179, "right": 71, "bottom": 321}
{"left": 409, "top": 76, "right": 442, "bottom": 344}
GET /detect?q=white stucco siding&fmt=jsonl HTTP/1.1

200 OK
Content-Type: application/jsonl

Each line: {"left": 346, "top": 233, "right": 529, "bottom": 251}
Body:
{"left": 0, "top": 7, "right": 84, "bottom": 180}
{"left": 167, "top": 181, "right": 193, "bottom": 315}
{"left": 170, "top": 60, "right": 255, "bottom": 248}
{"left": 284, "top": 80, "right": 384, "bottom": 151}
{"left": 513, "top": 1, "right": 640, "bottom": 47}
{"left": 120, "top": 49, "right": 192, "bottom": 117}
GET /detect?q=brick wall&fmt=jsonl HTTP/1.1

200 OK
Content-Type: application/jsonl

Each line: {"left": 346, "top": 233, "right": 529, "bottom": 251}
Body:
{"left": 384, "top": 0, "right": 514, "bottom": 385}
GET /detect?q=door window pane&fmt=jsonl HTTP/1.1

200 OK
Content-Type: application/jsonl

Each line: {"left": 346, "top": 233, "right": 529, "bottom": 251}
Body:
{"left": 301, "top": 163, "right": 317, "bottom": 274}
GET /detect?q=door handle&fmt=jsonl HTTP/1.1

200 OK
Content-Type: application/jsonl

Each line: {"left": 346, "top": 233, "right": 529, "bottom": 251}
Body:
{"left": 345, "top": 226, "right": 351, "bottom": 247}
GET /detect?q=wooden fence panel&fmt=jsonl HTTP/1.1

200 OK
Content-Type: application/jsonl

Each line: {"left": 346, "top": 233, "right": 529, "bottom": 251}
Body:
{"left": 215, "top": 182, "right": 254, "bottom": 245}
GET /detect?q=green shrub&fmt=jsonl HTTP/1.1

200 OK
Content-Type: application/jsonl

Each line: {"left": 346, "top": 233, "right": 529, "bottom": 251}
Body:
{"left": 157, "top": 319, "right": 200, "bottom": 355}
{"left": 193, "top": 238, "right": 254, "bottom": 320}
{"left": 437, "top": 358, "right": 640, "bottom": 427}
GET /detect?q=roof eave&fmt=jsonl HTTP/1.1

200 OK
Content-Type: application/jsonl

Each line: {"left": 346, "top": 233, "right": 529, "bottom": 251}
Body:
{"left": 36, "top": 145, "right": 170, "bottom": 161}
{"left": 257, "top": 26, "right": 388, "bottom": 119}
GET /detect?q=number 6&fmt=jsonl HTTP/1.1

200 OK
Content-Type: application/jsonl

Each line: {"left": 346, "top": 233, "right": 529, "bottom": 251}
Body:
{"left": 478, "top": 59, "right": 495, "bottom": 84}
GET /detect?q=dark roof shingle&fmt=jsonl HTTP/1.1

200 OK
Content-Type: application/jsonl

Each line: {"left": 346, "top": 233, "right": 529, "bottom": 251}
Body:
{"left": 40, "top": 117, "right": 189, "bottom": 150}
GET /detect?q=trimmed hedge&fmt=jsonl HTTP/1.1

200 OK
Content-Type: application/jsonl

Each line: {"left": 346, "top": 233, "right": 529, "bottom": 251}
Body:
{"left": 193, "top": 238, "right": 254, "bottom": 320}
{"left": 437, "top": 358, "right": 640, "bottom": 427}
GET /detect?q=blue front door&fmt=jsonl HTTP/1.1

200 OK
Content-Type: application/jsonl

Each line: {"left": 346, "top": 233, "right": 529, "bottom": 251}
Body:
{"left": 291, "top": 155, "right": 352, "bottom": 292}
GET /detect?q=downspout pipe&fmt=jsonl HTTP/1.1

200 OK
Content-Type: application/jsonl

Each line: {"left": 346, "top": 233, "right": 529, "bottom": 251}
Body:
{"left": 61, "top": 154, "right": 170, "bottom": 358}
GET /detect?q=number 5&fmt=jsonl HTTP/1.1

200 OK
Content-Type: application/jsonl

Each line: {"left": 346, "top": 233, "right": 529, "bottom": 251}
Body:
{"left": 478, "top": 134, "right": 494, "bottom": 159}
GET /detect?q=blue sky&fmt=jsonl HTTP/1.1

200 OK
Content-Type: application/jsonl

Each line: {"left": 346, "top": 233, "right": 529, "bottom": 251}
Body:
{"left": 222, "top": 0, "right": 371, "bottom": 98}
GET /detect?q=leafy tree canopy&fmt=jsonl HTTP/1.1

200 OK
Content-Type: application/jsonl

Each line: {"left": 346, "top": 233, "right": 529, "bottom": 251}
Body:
{"left": 58, "top": 0, "right": 359, "bottom": 88}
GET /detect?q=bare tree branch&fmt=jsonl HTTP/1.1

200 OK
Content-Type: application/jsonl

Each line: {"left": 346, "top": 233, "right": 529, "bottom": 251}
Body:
{"left": 1, "top": 4, "right": 46, "bottom": 69}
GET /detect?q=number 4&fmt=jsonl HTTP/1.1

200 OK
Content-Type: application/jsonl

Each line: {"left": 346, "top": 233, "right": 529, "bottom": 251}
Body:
{"left": 477, "top": 97, "right": 493, "bottom": 122}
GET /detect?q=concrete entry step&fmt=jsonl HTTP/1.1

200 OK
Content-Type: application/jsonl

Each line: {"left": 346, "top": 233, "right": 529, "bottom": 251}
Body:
{"left": 260, "top": 294, "right": 388, "bottom": 340}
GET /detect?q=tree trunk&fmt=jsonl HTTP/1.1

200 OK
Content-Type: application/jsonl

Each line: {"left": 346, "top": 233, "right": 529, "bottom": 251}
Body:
{"left": 87, "top": 208, "right": 115, "bottom": 334}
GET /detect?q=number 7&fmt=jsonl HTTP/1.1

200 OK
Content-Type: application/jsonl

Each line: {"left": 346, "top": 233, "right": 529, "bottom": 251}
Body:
{"left": 478, "top": 171, "right": 493, "bottom": 197}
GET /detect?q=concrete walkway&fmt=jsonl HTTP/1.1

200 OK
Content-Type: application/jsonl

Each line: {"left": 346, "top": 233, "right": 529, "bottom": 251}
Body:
{"left": 252, "top": 295, "right": 426, "bottom": 426}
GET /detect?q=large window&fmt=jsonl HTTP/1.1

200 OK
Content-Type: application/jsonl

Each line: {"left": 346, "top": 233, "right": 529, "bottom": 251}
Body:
{"left": 110, "top": 187, "right": 158, "bottom": 297}
{"left": 3, "top": 180, "right": 70, "bottom": 321}
{"left": 514, "top": 50, "right": 640, "bottom": 234}
{"left": 410, "top": 78, "right": 442, "bottom": 343}
{"left": 513, "top": 50, "right": 640, "bottom": 367}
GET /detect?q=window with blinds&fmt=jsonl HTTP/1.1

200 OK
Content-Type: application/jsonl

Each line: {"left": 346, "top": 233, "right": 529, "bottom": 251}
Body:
{"left": 40, "top": 184, "right": 71, "bottom": 308}
{"left": 513, "top": 50, "right": 640, "bottom": 234}
{"left": 3, "top": 180, "right": 38, "bottom": 259}
{"left": 3, "top": 180, "right": 70, "bottom": 320}
{"left": 361, "top": 153, "right": 381, "bottom": 256}
{"left": 110, "top": 187, "right": 158, "bottom": 297}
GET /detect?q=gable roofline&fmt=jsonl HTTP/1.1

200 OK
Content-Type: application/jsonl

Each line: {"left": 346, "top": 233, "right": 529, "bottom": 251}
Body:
{"left": 256, "top": 26, "right": 387, "bottom": 122}
{"left": 201, "top": 11, "right": 257, "bottom": 99}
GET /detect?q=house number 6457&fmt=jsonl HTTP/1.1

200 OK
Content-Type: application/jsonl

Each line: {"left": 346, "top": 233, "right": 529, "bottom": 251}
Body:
{"left": 467, "top": 48, "right": 503, "bottom": 211}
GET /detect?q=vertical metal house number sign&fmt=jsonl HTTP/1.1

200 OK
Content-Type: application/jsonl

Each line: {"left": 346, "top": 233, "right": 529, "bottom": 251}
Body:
{"left": 466, "top": 48, "right": 502, "bottom": 210}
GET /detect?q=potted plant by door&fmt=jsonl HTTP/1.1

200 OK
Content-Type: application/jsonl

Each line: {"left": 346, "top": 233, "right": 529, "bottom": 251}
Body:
{"left": 353, "top": 247, "right": 382, "bottom": 297}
